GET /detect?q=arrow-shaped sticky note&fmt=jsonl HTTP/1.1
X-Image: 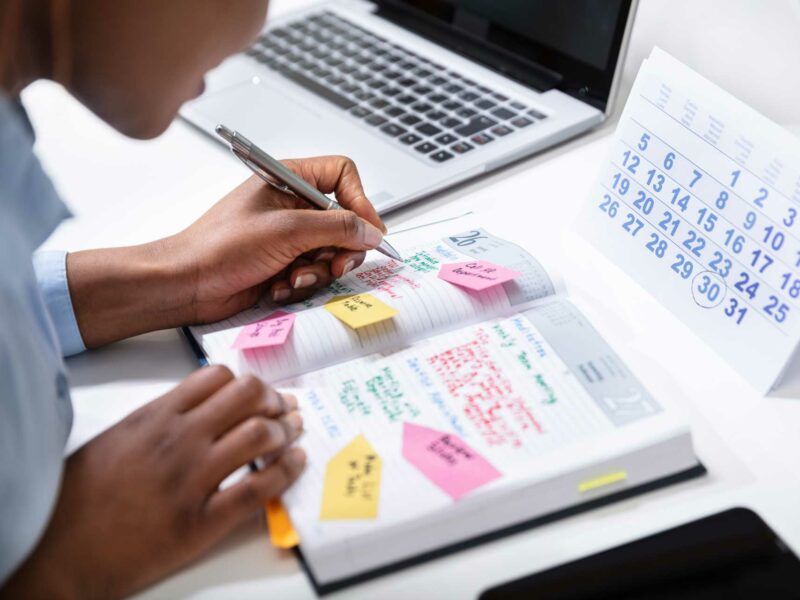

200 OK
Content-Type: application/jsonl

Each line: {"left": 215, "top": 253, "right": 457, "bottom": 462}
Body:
{"left": 402, "top": 423, "right": 501, "bottom": 500}
{"left": 320, "top": 434, "right": 382, "bottom": 520}
{"left": 438, "top": 260, "right": 520, "bottom": 291}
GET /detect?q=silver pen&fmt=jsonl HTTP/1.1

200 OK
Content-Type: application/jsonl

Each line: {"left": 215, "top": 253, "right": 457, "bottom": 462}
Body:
{"left": 215, "top": 124, "right": 402, "bottom": 261}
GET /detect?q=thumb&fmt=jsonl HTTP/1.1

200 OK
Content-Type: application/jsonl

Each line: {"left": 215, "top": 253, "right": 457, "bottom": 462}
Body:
{"left": 284, "top": 209, "right": 384, "bottom": 254}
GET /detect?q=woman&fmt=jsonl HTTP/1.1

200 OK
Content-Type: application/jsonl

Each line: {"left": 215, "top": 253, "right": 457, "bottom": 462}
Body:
{"left": 0, "top": 0, "right": 387, "bottom": 596}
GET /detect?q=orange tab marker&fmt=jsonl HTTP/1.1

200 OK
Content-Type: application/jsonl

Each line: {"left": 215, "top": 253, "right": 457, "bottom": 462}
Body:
{"left": 266, "top": 499, "right": 300, "bottom": 549}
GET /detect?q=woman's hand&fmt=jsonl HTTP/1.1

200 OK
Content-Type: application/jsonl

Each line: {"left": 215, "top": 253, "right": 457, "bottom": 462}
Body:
{"left": 3, "top": 366, "right": 305, "bottom": 599}
{"left": 67, "top": 156, "right": 386, "bottom": 348}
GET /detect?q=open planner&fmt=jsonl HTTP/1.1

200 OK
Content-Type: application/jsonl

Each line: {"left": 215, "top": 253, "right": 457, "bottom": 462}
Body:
{"left": 579, "top": 48, "right": 800, "bottom": 393}
{"left": 187, "top": 216, "right": 702, "bottom": 593}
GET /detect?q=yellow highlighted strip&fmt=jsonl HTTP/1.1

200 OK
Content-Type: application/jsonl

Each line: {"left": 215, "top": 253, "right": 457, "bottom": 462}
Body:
{"left": 578, "top": 470, "right": 627, "bottom": 493}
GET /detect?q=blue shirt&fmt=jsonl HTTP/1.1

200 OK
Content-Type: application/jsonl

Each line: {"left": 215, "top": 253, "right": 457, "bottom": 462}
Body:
{"left": 0, "top": 95, "right": 86, "bottom": 584}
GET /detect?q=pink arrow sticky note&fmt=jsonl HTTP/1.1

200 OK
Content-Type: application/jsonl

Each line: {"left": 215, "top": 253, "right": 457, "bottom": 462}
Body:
{"left": 438, "top": 260, "right": 521, "bottom": 291}
{"left": 232, "top": 311, "right": 296, "bottom": 350}
{"left": 402, "top": 423, "right": 502, "bottom": 500}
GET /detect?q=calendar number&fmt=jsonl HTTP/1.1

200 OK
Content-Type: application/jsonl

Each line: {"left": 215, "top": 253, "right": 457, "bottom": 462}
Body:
{"left": 693, "top": 272, "right": 725, "bottom": 308}
{"left": 622, "top": 150, "right": 640, "bottom": 174}
{"left": 763, "top": 296, "right": 789, "bottom": 323}
{"left": 670, "top": 187, "right": 690, "bottom": 212}
{"left": 633, "top": 191, "right": 655, "bottom": 215}
{"left": 715, "top": 190, "right": 729, "bottom": 210}
{"left": 734, "top": 272, "right": 760, "bottom": 300}
{"left": 682, "top": 230, "right": 706, "bottom": 257}
{"left": 600, "top": 194, "right": 619, "bottom": 217}
{"left": 646, "top": 233, "right": 668, "bottom": 258}
{"left": 749, "top": 249, "right": 774, "bottom": 274}
{"left": 696, "top": 207, "right": 717, "bottom": 232}
{"left": 754, "top": 187, "right": 768, "bottom": 208}
{"left": 658, "top": 210, "right": 680, "bottom": 236}
{"left": 724, "top": 298, "right": 747, "bottom": 325}
{"left": 784, "top": 207, "right": 797, "bottom": 228}
{"left": 762, "top": 225, "right": 785, "bottom": 251}
{"left": 780, "top": 273, "right": 800, "bottom": 298}
{"left": 623, "top": 214, "right": 644, "bottom": 236}
{"left": 638, "top": 133, "right": 650, "bottom": 151}
{"left": 612, "top": 172, "right": 630, "bottom": 196}
{"left": 709, "top": 251, "right": 732, "bottom": 278}
{"left": 646, "top": 169, "right": 665, "bottom": 192}
{"left": 670, "top": 253, "right": 694, "bottom": 279}
{"left": 663, "top": 152, "right": 675, "bottom": 170}
{"left": 723, "top": 229, "right": 745, "bottom": 254}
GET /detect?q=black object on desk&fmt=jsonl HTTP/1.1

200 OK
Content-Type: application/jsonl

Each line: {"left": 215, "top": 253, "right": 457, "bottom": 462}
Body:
{"left": 479, "top": 508, "right": 800, "bottom": 599}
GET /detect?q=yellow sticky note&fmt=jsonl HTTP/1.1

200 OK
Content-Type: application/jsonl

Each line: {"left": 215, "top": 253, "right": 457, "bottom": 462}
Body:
{"left": 320, "top": 434, "right": 382, "bottom": 520}
{"left": 324, "top": 294, "right": 398, "bottom": 329}
{"left": 266, "top": 499, "right": 299, "bottom": 548}
{"left": 578, "top": 471, "right": 627, "bottom": 493}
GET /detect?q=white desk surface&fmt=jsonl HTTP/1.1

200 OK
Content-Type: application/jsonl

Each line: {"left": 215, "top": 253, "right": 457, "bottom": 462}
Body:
{"left": 24, "top": 1, "right": 800, "bottom": 598}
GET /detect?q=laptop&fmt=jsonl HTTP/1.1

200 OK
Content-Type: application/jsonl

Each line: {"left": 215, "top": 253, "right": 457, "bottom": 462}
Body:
{"left": 181, "top": 0, "right": 637, "bottom": 213}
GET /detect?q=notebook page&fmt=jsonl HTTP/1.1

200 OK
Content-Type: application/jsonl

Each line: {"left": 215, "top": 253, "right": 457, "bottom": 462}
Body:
{"left": 578, "top": 48, "right": 800, "bottom": 392}
{"left": 190, "top": 222, "right": 558, "bottom": 381}
{"left": 278, "top": 299, "right": 671, "bottom": 578}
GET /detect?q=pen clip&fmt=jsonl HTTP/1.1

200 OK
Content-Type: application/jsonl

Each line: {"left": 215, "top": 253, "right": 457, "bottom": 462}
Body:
{"left": 230, "top": 148, "right": 298, "bottom": 198}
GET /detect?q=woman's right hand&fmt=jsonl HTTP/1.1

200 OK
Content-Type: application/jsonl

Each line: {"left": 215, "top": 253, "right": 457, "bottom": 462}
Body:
{"left": 3, "top": 366, "right": 305, "bottom": 599}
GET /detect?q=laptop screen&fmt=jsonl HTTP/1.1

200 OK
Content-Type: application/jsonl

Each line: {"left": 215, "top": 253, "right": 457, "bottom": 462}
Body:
{"left": 375, "top": 0, "right": 634, "bottom": 109}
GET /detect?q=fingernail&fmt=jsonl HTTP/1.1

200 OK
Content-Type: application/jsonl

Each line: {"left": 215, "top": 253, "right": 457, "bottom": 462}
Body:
{"left": 342, "top": 259, "right": 356, "bottom": 276}
{"left": 293, "top": 273, "right": 318, "bottom": 289}
{"left": 285, "top": 411, "right": 303, "bottom": 433}
{"left": 316, "top": 249, "right": 336, "bottom": 262}
{"left": 272, "top": 288, "right": 291, "bottom": 302}
{"left": 283, "top": 394, "right": 299, "bottom": 411}
{"left": 288, "top": 447, "right": 306, "bottom": 468}
{"left": 363, "top": 223, "right": 383, "bottom": 248}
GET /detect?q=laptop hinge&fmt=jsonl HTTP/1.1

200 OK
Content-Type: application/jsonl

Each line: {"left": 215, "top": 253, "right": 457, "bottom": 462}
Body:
{"left": 374, "top": 2, "right": 563, "bottom": 93}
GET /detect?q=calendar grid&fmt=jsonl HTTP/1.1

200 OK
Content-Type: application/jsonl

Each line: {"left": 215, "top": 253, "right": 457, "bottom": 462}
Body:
{"left": 631, "top": 114, "right": 800, "bottom": 252}
{"left": 599, "top": 181, "right": 786, "bottom": 335}
{"left": 614, "top": 138, "right": 800, "bottom": 309}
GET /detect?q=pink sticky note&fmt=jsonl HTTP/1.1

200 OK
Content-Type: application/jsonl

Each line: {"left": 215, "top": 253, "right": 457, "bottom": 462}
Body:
{"left": 438, "top": 260, "right": 521, "bottom": 291}
{"left": 232, "top": 311, "right": 296, "bottom": 350}
{"left": 402, "top": 423, "right": 502, "bottom": 500}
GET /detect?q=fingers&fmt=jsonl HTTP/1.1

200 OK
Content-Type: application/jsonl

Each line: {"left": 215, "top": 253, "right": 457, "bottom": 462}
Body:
{"left": 281, "top": 156, "right": 386, "bottom": 232}
{"left": 279, "top": 208, "right": 384, "bottom": 256}
{"left": 205, "top": 412, "right": 303, "bottom": 488}
{"left": 205, "top": 448, "right": 306, "bottom": 531}
{"left": 330, "top": 250, "right": 367, "bottom": 278}
{"left": 166, "top": 365, "right": 236, "bottom": 413}
{"left": 191, "top": 374, "right": 297, "bottom": 438}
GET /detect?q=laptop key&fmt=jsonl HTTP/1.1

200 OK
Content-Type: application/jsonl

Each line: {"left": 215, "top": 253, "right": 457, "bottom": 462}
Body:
{"left": 383, "top": 87, "right": 401, "bottom": 97}
{"left": 454, "top": 115, "right": 497, "bottom": 136}
{"left": 367, "top": 78, "right": 387, "bottom": 89}
{"left": 427, "top": 110, "right": 446, "bottom": 121}
{"left": 492, "top": 92, "right": 509, "bottom": 102}
{"left": 384, "top": 105, "right": 405, "bottom": 117}
{"left": 430, "top": 76, "right": 448, "bottom": 86}
{"left": 277, "top": 67, "right": 357, "bottom": 110}
{"left": 366, "top": 114, "right": 388, "bottom": 126}
{"left": 440, "top": 117, "right": 463, "bottom": 129}
{"left": 471, "top": 133, "right": 494, "bottom": 145}
{"left": 381, "top": 123, "right": 407, "bottom": 137}
{"left": 412, "top": 85, "right": 432, "bottom": 95}
{"left": 414, "top": 141, "right": 438, "bottom": 154}
{"left": 456, "top": 107, "right": 477, "bottom": 119}
{"left": 509, "top": 101, "right": 527, "bottom": 111}
{"left": 444, "top": 83, "right": 464, "bottom": 94}
{"left": 350, "top": 106, "right": 371, "bottom": 118}
{"left": 400, "top": 114, "right": 422, "bottom": 126}
{"left": 399, "top": 133, "right": 422, "bottom": 145}
{"left": 353, "top": 89, "right": 374, "bottom": 101}
{"left": 511, "top": 116, "right": 533, "bottom": 128}
{"left": 459, "top": 91, "right": 479, "bottom": 102}
{"left": 491, "top": 125, "right": 513, "bottom": 137}
{"left": 442, "top": 100, "right": 463, "bottom": 111}
{"left": 416, "top": 123, "right": 442, "bottom": 136}
{"left": 428, "top": 94, "right": 448, "bottom": 104}
{"left": 435, "top": 133, "right": 457, "bottom": 145}
{"left": 451, "top": 141, "right": 474, "bottom": 154}
{"left": 491, "top": 107, "right": 517, "bottom": 120}
{"left": 411, "top": 102, "right": 433, "bottom": 113}
{"left": 398, "top": 78, "right": 417, "bottom": 87}
{"left": 474, "top": 98, "right": 496, "bottom": 109}
{"left": 369, "top": 98, "right": 390, "bottom": 109}
{"left": 397, "top": 94, "right": 417, "bottom": 105}
{"left": 527, "top": 108, "right": 548, "bottom": 119}
{"left": 430, "top": 150, "right": 454, "bottom": 162}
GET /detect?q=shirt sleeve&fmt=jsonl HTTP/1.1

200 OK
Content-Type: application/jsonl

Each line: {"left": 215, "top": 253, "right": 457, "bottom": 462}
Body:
{"left": 32, "top": 250, "right": 85, "bottom": 357}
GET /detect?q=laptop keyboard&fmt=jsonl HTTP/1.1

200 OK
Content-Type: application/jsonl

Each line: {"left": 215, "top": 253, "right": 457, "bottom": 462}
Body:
{"left": 245, "top": 11, "right": 549, "bottom": 164}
